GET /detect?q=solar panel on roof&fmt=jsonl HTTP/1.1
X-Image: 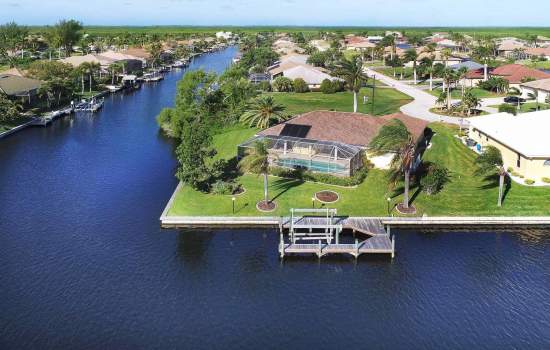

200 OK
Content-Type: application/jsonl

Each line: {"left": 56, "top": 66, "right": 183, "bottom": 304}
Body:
{"left": 280, "top": 124, "right": 311, "bottom": 138}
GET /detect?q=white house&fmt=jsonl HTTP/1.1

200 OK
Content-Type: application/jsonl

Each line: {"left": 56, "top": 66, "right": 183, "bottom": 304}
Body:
{"left": 215, "top": 31, "right": 233, "bottom": 40}
{"left": 520, "top": 78, "right": 550, "bottom": 103}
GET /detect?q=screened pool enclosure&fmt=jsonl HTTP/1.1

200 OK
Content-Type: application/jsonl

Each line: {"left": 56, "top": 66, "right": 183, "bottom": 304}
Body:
{"left": 238, "top": 135, "right": 364, "bottom": 177}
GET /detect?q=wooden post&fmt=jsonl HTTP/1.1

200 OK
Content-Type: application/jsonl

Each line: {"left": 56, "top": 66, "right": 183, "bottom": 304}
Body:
{"left": 355, "top": 239, "right": 359, "bottom": 257}
{"left": 279, "top": 230, "right": 284, "bottom": 259}
{"left": 391, "top": 236, "right": 395, "bottom": 259}
{"left": 318, "top": 240, "right": 322, "bottom": 258}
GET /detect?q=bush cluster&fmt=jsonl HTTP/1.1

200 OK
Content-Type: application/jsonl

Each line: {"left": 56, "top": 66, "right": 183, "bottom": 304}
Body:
{"left": 320, "top": 79, "right": 345, "bottom": 94}
{"left": 269, "top": 166, "right": 369, "bottom": 187}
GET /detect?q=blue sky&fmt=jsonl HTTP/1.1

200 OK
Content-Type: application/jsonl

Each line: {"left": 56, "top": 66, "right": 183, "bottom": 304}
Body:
{"left": 1, "top": 0, "right": 550, "bottom": 26}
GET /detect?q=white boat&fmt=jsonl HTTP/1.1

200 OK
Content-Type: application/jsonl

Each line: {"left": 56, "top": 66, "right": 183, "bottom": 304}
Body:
{"left": 105, "top": 85, "right": 123, "bottom": 93}
{"left": 142, "top": 71, "right": 164, "bottom": 82}
{"left": 75, "top": 98, "right": 104, "bottom": 112}
{"left": 171, "top": 60, "right": 188, "bottom": 68}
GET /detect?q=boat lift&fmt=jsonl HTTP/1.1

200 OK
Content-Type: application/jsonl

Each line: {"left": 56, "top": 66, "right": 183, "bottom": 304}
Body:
{"left": 287, "top": 208, "right": 343, "bottom": 244}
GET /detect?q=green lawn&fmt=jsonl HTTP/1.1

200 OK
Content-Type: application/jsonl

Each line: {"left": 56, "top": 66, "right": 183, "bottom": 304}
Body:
{"left": 0, "top": 116, "right": 33, "bottom": 133}
{"left": 489, "top": 103, "right": 550, "bottom": 113}
{"left": 269, "top": 87, "right": 412, "bottom": 117}
{"left": 523, "top": 60, "right": 550, "bottom": 70}
{"left": 374, "top": 67, "right": 415, "bottom": 80}
{"left": 428, "top": 87, "right": 503, "bottom": 99}
{"left": 167, "top": 123, "right": 550, "bottom": 217}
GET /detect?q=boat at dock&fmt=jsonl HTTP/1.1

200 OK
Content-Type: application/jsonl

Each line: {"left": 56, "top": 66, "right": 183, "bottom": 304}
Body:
{"left": 142, "top": 71, "right": 164, "bottom": 82}
{"left": 74, "top": 98, "right": 104, "bottom": 112}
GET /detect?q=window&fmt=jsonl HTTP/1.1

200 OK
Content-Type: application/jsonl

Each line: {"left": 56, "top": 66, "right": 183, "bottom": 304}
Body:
{"left": 544, "top": 159, "right": 550, "bottom": 166}
{"left": 517, "top": 153, "right": 521, "bottom": 168}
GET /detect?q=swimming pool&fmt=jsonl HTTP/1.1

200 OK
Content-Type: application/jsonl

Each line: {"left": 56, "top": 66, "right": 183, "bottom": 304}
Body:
{"left": 276, "top": 158, "right": 347, "bottom": 174}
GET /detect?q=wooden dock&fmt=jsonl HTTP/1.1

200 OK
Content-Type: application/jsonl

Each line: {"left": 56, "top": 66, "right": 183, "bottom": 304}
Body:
{"left": 278, "top": 210, "right": 395, "bottom": 259}
{"left": 280, "top": 235, "right": 394, "bottom": 258}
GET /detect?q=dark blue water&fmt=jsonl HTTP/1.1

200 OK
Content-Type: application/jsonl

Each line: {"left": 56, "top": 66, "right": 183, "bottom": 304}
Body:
{"left": 1, "top": 46, "right": 550, "bottom": 349}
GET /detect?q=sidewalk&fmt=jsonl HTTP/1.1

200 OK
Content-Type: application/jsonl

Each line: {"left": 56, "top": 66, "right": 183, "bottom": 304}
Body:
{"left": 366, "top": 67, "right": 469, "bottom": 126}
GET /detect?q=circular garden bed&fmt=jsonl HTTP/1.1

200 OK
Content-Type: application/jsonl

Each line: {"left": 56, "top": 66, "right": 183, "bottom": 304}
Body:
{"left": 314, "top": 190, "right": 339, "bottom": 203}
{"left": 256, "top": 200, "right": 277, "bottom": 212}
{"left": 396, "top": 203, "right": 416, "bottom": 215}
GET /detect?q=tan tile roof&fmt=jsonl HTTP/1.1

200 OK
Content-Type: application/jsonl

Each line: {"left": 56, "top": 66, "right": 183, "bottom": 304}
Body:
{"left": 520, "top": 78, "right": 550, "bottom": 92}
{"left": 258, "top": 110, "right": 428, "bottom": 147}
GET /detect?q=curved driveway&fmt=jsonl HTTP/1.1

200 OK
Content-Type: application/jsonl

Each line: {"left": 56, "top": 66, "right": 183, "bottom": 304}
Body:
{"left": 365, "top": 67, "right": 476, "bottom": 127}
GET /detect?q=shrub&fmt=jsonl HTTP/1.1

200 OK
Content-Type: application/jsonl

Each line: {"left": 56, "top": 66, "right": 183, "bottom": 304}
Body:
{"left": 498, "top": 103, "right": 518, "bottom": 115}
{"left": 420, "top": 163, "right": 450, "bottom": 195}
{"left": 293, "top": 78, "right": 309, "bottom": 93}
{"left": 210, "top": 180, "right": 241, "bottom": 195}
{"left": 507, "top": 167, "right": 514, "bottom": 172}
{"left": 524, "top": 179, "right": 535, "bottom": 185}
{"left": 511, "top": 171, "right": 520, "bottom": 177}
{"left": 320, "top": 79, "right": 344, "bottom": 94}
{"left": 320, "top": 79, "right": 335, "bottom": 94}
{"left": 542, "top": 177, "right": 550, "bottom": 183}
{"left": 272, "top": 76, "right": 293, "bottom": 92}
{"left": 258, "top": 81, "right": 271, "bottom": 92}
{"left": 269, "top": 166, "right": 368, "bottom": 187}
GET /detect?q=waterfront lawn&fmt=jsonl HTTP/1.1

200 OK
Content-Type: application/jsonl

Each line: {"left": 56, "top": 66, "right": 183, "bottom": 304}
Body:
{"left": 488, "top": 103, "right": 550, "bottom": 113}
{"left": 269, "top": 86, "right": 412, "bottom": 117}
{"left": 167, "top": 122, "right": 550, "bottom": 217}
{"left": 0, "top": 116, "right": 33, "bottom": 133}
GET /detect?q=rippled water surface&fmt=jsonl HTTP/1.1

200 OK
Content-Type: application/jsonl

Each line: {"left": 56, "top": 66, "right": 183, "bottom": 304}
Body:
{"left": 1, "top": 47, "right": 549, "bottom": 349}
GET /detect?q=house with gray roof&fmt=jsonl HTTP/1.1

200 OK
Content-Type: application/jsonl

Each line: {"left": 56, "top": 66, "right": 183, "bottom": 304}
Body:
{"left": 0, "top": 74, "right": 42, "bottom": 104}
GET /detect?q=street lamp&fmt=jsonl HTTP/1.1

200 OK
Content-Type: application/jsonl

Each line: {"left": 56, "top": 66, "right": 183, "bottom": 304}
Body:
{"left": 232, "top": 196, "right": 236, "bottom": 214}
{"left": 311, "top": 197, "right": 316, "bottom": 209}
{"left": 387, "top": 197, "right": 392, "bottom": 216}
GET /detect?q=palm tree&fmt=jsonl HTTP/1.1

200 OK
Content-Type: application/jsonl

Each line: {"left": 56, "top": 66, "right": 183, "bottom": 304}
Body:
{"left": 240, "top": 96, "right": 287, "bottom": 129}
{"left": 461, "top": 89, "right": 481, "bottom": 116}
{"left": 369, "top": 119, "right": 417, "bottom": 211}
{"left": 109, "top": 62, "right": 124, "bottom": 85}
{"left": 333, "top": 56, "right": 369, "bottom": 113}
{"left": 404, "top": 49, "right": 419, "bottom": 84}
{"left": 441, "top": 67, "right": 459, "bottom": 110}
{"left": 475, "top": 146, "right": 506, "bottom": 207}
{"left": 527, "top": 90, "right": 539, "bottom": 110}
{"left": 419, "top": 57, "right": 435, "bottom": 91}
{"left": 239, "top": 141, "right": 272, "bottom": 206}
{"left": 457, "top": 66, "right": 469, "bottom": 98}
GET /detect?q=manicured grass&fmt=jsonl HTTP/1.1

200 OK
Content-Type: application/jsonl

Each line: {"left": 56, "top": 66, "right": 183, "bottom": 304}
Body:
{"left": 412, "top": 123, "right": 550, "bottom": 216}
{"left": 427, "top": 87, "right": 503, "bottom": 99}
{"left": 211, "top": 125, "right": 258, "bottom": 161}
{"left": 523, "top": 60, "right": 550, "bottom": 70}
{"left": 0, "top": 117, "right": 33, "bottom": 133}
{"left": 167, "top": 122, "right": 550, "bottom": 217}
{"left": 268, "top": 87, "right": 412, "bottom": 117}
{"left": 374, "top": 67, "right": 415, "bottom": 80}
{"left": 489, "top": 103, "right": 550, "bottom": 113}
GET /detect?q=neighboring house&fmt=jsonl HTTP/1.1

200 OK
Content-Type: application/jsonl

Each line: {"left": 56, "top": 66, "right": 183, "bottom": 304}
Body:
{"left": 346, "top": 40, "right": 376, "bottom": 52}
{"left": 238, "top": 111, "right": 429, "bottom": 176}
{"left": 385, "top": 31, "right": 403, "bottom": 39}
{"left": 464, "top": 64, "right": 550, "bottom": 88}
{"left": 525, "top": 47, "right": 550, "bottom": 60}
{"left": 273, "top": 38, "right": 303, "bottom": 55}
{"left": 275, "top": 65, "right": 338, "bottom": 90}
{"left": 469, "top": 110, "right": 550, "bottom": 182}
{"left": 405, "top": 50, "right": 462, "bottom": 67}
{"left": 0, "top": 74, "right": 42, "bottom": 104}
{"left": 520, "top": 78, "right": 550, "bottom": 102}
{"left": 60, "top": 52, "right": 143, "bottom": 73}
{"left": 490, "top": 64, "right": 550, "bottom": 88}
{"left": 436, "top": 39, "right": 460, "bottom": 51}
{"left": 496, "top": 39, "right": 527, "bottom": 58}
{"left": 450, "top": 61, "right": 484, "bottom": 72}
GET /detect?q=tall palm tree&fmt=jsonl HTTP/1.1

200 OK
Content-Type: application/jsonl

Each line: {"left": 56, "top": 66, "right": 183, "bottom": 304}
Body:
{"left": 333, "top": 56, "right": 369, "bottom": 113}
{"left": 369, "top": 119, "right": 417, "bottom": 211}
{"left": 441, "top": 67, "right": 458, "bottom": 110}
{"left": 404, "top": 49, "right": 419, "bottom": 84}
{"left": 419, "top": 57, "right": 435, "bottom": 91}
{"left": 109, "top": 62, "right": 124, "bottom": 85}
{"left": 239, "top": 141, "right": 272, "bottom": 205}
{"left": 240, "top": 95, "right": 287, "bottom": 129}
{"left": 475, "top": 146, "right": 506, "bottom": 207}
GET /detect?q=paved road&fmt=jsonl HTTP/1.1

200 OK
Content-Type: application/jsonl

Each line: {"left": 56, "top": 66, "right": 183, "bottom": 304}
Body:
{"left": 366, "top": 67, "right": 473, "bottom": 127}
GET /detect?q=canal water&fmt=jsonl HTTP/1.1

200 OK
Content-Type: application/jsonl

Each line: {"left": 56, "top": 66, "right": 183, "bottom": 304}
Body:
{"left": 1, "top": 47, "right": 549, "bottom": 349}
